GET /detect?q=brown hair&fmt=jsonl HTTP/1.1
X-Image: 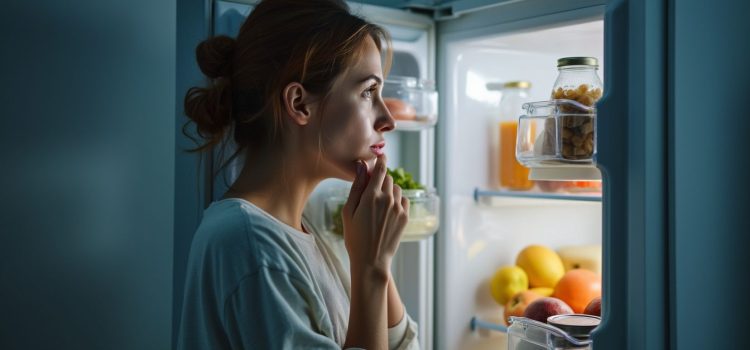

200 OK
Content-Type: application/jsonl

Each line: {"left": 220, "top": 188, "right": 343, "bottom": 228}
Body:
{"left": 183, "top": 0, "right": 392, "bottom": 170}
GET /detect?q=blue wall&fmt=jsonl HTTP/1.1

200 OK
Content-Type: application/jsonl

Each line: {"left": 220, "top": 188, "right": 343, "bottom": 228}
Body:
{"left": 1, "top": 1, "right": 176, "bottom": 349}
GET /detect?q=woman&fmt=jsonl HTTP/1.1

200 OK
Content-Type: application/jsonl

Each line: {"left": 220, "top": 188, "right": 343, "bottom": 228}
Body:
{"left": 176, "top": 0, "right": 419, "bottom": 349}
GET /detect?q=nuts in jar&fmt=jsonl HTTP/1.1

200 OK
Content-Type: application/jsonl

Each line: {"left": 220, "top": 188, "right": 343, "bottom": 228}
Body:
{"left": 551, "top": 84, "right": 600, "bottom": 160}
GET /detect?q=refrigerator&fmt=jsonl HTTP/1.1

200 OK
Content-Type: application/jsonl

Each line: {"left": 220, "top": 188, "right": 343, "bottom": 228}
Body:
{"left": 173, "top": 0, "right": 750, "bottom": 349}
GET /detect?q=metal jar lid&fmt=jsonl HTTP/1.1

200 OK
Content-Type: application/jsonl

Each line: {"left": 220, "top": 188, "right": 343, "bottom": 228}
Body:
{"left": 547, "top": 314, "right": 601, "bottom": 338}
{"left": 504, "top": 80, "right": 531, "bottom": 89}
{"left": 485, "top": 80, "right": 531, "bottom": 91}
{"left": 557, "top": 57, "right": 599, "bottom": 68}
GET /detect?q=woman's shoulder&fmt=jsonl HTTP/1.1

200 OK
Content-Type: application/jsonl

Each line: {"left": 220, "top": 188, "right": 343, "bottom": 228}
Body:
{"left": 190, "top": 198, "right": 314, "bottom": 276}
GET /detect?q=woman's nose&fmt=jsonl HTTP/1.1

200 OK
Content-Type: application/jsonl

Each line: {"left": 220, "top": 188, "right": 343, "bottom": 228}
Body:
{"left": 375, "top": 101, "right": 395, "bottom": 132}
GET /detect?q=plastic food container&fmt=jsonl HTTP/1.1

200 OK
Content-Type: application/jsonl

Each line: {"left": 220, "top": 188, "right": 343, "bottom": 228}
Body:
{"left": 507, "top": 316, "right": 595, "bottom": 350}
{"left": 382, "top": 76, "right": 438, "bottom": 131}
{"left": 324, "top": 188, "right": 440, "bottom": 242}
{"left": 515, "top": 99, "right": 597, "bottom": 168}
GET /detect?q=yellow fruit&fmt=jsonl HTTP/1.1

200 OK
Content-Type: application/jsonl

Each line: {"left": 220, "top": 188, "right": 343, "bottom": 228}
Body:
{"left": 529, "top": 287, "right": 554, "bottom": 297}
{"left": 516, "top": 245, "right": 565, "bottom": 288}
{"left": 557, "top": 245, "right": 602, "bottom": 275}
{"left": 489, "top": 265, "right": 529, "bottom": 306}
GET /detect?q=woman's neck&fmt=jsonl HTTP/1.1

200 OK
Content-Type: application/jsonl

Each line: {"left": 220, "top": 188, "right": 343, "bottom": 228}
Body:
{"left": 223, "top": 148, "right": 321, "bottom": 233}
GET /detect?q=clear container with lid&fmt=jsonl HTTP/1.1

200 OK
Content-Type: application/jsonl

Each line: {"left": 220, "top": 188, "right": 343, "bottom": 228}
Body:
{"left": 324, "top": 187, "right": 440, "bottom": 242}
{"left": 487, "top": 81, "right": 534, "bottom": 190}
{"left": 382, "top": 76, "right": 438, "bottom": 131}
{"left": 507, "top": 316, "right": 598, "bottom": 350}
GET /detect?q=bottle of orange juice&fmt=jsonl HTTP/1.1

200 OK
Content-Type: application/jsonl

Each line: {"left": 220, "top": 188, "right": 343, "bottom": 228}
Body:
{"left": 496, "top": 81, "right": 534, "bottom": 190}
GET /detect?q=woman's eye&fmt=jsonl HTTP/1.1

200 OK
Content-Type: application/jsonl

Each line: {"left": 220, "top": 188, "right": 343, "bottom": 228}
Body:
{"left": 363, "top": 85, "right": 377, "bottom": 99}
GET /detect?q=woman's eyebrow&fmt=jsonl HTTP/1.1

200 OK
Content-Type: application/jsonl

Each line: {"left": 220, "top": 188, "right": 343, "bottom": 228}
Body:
{"left": 358, "top": 74, "right": 382, "bottom": 85}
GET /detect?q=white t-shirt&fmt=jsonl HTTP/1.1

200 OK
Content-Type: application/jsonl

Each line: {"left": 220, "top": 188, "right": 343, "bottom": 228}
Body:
{"left": 177, "top": 198, "right": 419, "bottom": 349}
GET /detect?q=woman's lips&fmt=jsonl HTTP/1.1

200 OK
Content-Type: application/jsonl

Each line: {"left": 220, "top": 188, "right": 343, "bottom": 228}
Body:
{"left": 370, "top": 142, "right": 385, "bottom": 156}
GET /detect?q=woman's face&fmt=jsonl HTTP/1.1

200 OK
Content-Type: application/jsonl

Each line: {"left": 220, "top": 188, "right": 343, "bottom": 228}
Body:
{"left": 312, "top": 36, "right": 395, "bottom": 181}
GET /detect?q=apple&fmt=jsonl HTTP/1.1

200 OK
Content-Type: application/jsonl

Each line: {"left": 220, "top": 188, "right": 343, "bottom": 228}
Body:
{"left": 523, "top": 297, "right": 573, "bottom": 323}
{"left": 503, "top": 291, "right": 543, "bottom": 325}
{"left": 584, "top": 297, "right": 602, "bottom": 317}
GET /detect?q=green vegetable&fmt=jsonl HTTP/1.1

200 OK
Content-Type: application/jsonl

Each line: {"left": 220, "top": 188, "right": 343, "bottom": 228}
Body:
{"left": 387, "top": 167, "right": 424, "bottom": 190}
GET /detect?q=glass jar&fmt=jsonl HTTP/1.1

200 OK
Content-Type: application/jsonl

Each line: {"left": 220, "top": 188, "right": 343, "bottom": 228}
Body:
{"left": 550, "top": 57, "right": 602, "bottom": 160}
{"left": 488, "top": 81, "right": 534, "bottom": 190}
{"left": 382, "top": 76, "right": 438, "bottom": 130}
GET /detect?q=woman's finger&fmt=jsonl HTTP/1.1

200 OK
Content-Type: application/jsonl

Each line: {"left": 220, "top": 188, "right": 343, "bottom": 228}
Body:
{"left": 401, "top": 195, "right": 410, "bottom": 218}
{"left": 365, "top": 154, "right": 387, "bottom": 194}
{"left": 381, "top": 174, "right": 393, "bottom": 199}
{"left": 343, "top": 160, "right": 369, "bottom": 216}
{"left": 392, "top": 184, "right": 402, "bottom": 211}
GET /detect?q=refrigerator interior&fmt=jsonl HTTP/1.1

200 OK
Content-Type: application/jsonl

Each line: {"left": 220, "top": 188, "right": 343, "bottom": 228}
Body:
{"left": 437, "top": 19, "right": 604, "bottom": 350}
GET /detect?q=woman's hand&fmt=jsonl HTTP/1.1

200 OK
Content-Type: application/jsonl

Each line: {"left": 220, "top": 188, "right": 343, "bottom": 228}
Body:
{"left": 342, "top": 154, "right": 409, "bottom": 278}
{"left": 342, "top": 154, "right": 409, "bottom": 350}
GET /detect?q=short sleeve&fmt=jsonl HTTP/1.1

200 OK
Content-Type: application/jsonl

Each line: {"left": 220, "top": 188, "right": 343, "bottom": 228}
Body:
{"left": 222, "top": 266, "right": 339, "bottom": 350}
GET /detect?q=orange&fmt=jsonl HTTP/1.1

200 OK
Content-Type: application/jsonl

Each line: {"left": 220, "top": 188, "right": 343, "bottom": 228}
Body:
{"left": 552, "top": 269, "right": 601, "bottom": 313}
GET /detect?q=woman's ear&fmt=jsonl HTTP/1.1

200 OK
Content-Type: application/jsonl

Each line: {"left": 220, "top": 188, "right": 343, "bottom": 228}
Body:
{"left": 282, "top": 82, "right": 313, "bottom": 126}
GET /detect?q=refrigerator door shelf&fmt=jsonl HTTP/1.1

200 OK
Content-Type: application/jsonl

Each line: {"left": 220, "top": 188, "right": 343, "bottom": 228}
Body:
{"left": 516, "top": 99, "right": 601, "bottom": 181}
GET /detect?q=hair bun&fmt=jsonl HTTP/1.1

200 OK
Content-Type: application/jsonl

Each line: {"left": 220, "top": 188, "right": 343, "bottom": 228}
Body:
{"left": 195, "top": 35, "right": 236, "bottom": 79}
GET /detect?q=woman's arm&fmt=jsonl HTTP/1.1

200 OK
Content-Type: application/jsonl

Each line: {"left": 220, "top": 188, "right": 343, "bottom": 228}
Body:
{"left": 387, "top": 277, "right": 405, "bottom": 327}
{"left": 342, "top": 156, "right": 409, "bottom": 350}
{"left": 346, "top": 266, "right": 390, "bottom": 349}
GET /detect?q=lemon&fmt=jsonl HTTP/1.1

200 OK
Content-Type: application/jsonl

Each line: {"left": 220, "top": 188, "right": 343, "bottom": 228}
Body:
{"left": 516, "top": 245, "right": 565, "bottom": 288}
{"left": 489, "top": 265, "right": 529, "bottom": 306}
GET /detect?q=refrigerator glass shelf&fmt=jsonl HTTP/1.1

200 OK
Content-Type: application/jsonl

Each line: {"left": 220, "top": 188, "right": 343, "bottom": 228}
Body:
{"left": 474, "top": 188, "right": 602, "bottom": 204}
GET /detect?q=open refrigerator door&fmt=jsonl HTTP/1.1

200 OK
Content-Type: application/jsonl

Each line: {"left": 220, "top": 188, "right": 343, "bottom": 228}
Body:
{"left": 436, "top": 15, "right": 606, "bottom": 350}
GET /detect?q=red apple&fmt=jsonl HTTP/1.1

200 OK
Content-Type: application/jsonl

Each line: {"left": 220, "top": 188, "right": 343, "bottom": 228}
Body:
{"left": 503, "top": 291, "right": 543, "bottom": 325}
{"left": 583, "top": 297, "right": 602, "bottom": 317}
{"left": 523, "top": 297, "right": 573, "bottom": 323}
